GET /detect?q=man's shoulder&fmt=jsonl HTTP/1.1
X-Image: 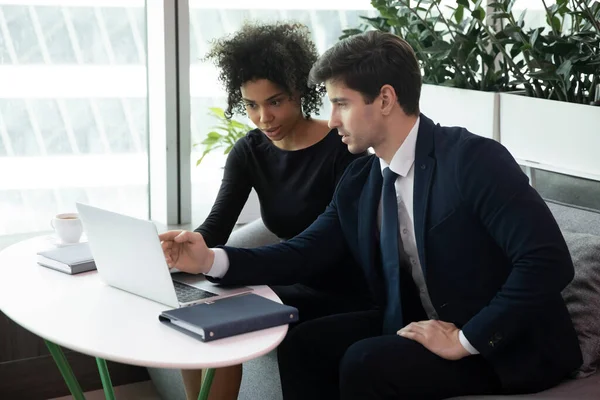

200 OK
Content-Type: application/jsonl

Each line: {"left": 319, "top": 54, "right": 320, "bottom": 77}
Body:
{"left": 345, "top": 153, "right": 376, "bottom": 174}
{"left": 422, "top": 113, "right": 499, "bottom": 147}
{"left": 430, "top": 120, "right": 525, "bottom": 192}
{"left": 336, "top": 154, "right": 377, "bottom": 189}
{"left": 430, "top": 120, "right": 502, "bottom": 162}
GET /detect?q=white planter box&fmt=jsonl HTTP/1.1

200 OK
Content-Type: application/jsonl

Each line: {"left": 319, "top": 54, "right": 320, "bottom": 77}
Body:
{"left": 420, "top": 84, "right": 500, "bottom": 140}
{"left": 500, "top": 93, "right": 600, "bottom": 181}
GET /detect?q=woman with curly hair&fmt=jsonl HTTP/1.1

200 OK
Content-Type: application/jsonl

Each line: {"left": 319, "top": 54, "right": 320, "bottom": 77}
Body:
{"left": 180, "top": 22, "right": 371, "bottom": 400}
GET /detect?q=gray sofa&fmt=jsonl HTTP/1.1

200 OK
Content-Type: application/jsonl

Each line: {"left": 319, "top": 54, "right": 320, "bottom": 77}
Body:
{"left": 150, "top": 201, "right": 600, "bottom": 399}
{"left": 449, "top": 200, "right": 600, "bottom": 399}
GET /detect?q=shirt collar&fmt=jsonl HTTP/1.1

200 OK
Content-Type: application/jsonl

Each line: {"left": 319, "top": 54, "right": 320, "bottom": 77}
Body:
{"left": 379, "top": 116, "right": 420, "bottom": 178}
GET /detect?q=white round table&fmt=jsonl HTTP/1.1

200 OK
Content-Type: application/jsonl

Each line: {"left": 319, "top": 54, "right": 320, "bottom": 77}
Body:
{"left": 0, "top": 236, "right": 288, "bottom": 400}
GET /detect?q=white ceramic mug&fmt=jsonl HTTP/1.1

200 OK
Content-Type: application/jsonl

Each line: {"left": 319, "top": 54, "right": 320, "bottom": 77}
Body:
{"left": 51, "top": 213, "right": 83, "bottom": 244}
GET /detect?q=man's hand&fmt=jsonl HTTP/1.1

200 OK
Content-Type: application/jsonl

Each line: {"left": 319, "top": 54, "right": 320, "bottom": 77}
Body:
{"left": 159, "top": 230, "right": 214, "bottom": 275}
{"left": 397, "top": 320, "right": 470, "bottom": 360}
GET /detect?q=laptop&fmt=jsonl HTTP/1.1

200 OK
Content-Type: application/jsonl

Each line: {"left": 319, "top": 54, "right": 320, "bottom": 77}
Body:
{"left": 76, "top": 203, "right": 252, "bottom": 308}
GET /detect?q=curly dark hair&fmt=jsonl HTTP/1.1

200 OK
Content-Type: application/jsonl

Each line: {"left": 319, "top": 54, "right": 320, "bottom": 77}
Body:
{"left": 204, "top": 22, "right": 325, "bottom": 119}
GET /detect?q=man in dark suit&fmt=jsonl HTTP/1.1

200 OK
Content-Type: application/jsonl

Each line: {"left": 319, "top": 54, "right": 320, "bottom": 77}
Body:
{"left": 160, "top": 31, "right": 582, "bottom": 399}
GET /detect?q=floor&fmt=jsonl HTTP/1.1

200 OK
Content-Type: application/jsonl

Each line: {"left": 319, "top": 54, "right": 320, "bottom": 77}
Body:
{"left": 49, "top": 380, "right": 162, "bottom": 400}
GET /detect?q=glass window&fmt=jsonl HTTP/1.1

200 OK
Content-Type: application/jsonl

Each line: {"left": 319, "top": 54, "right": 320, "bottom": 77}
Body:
{"left": 0, "top": 1, "right": 148, "bottom": 237}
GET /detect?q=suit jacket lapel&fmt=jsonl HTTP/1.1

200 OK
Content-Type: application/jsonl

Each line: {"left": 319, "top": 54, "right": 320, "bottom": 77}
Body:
{"left": 413, "top": 115, "right": 436, "bottom": 277}
{"left": 358, "top": 158, "right": 386, "bottom": 306}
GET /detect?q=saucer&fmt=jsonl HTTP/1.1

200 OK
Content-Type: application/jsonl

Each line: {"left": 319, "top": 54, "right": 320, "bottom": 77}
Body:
{"left": 46, "top": 234, "right": 88, "bottom": 248}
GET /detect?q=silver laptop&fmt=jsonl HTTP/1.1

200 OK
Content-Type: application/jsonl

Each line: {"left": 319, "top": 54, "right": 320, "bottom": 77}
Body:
{"left": 76, "top": 203, "right": 252, "bottom": 308}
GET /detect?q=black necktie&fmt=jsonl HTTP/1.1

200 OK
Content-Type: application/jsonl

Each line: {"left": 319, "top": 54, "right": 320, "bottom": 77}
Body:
{"left": 380, "top": 167, "right": 403, "bottom": 334}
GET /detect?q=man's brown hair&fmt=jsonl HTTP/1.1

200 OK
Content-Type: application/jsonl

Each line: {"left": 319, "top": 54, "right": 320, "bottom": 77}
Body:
{"left": 309, "top": 31, "right": 422, "bottom": 116}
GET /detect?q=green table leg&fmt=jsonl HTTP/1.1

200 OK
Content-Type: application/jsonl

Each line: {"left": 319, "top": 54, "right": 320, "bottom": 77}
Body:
{"left": 45, "top": 340, "right": 86, "bottom": 400}
{"left": 96, "top": 358, "right": 116, "bottom": 400}
{"left": 197, "top": 368, "right": 215, "bottom": 400}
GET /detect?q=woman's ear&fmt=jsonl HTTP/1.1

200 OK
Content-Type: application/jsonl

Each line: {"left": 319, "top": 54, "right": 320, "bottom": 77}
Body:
{"left": 290, "top": 92, "right": 303, "bottom": 110}
{"left": 379, "top": 85, "right": 397, "bottom": 116}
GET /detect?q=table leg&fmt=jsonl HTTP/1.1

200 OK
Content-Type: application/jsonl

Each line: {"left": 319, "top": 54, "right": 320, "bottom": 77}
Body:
{"left": 197, "top": 368, "right": 215, "bottom": 400}
{"left": 44, "top": 340, "right": 86, "bottom": 400}
{"left": 96, "top": 358, "right": 116, "bottom": 400}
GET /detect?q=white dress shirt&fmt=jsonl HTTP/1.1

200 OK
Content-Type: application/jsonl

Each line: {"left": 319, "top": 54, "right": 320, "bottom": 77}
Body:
{"left": 378, "top": 117, "right": 478, "bottom": 355}
{"left": 207, "top": 117, "right": 478, "bottom": 355}
{"left": 378, "top": 117, "right": 438, "bottom": 320}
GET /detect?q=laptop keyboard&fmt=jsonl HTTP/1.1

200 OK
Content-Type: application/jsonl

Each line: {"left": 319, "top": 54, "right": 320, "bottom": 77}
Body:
{"left": 173, "top": 280, "right": 218, "bottom": 303}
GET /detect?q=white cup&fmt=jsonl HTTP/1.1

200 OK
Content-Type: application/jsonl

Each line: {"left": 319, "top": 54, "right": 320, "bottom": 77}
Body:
{"left": 51, "top": 213, "right": 83, "bottom": 244}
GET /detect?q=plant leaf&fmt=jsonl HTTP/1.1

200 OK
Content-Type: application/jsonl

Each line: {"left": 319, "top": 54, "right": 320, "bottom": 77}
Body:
{"left": 455, "top": 5, "right": 464, "bottom": 23}
{"left": 556, "top": 59, "right": 573, "bottom": 80}
{"left": 208, "top": 107, "right": 225, "bottom": 118}
{"left": 228, "top": 120, "right": 247, "bottom": 130}
{"left": 425, "top": 40, "right": 452, "bottom": 54}
{"left": 195, "top": 107, "right": 252, "bottom": 166}
{"left": 547, "top": 15, "right": 561, "bottom": 32}
{"left": 530, "top": 28, "right": 541, "bottom": 47}
{"left": 507, "top": 0, "right": 516, "bottom": 13}
{"left": 517, "top": 9, "right": 527, "bottom": 27}
{"left": 201, "top": 137, "right": 221, "bottom": 146}
{"left": 471, "top": 8, "right": 485, "bottom": 21}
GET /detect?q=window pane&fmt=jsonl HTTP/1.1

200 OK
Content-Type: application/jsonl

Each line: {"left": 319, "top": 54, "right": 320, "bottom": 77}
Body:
{"left": 0, "top": 1, "right": 148, "bottom": 237}
{"left": 3, "top": 5, "right": 45, "bottom": 63}
{"left": 68, "top": 7, "right": 110, "bottom": 64}
{"left": 1, "top": 99, "right": 40, "bottom": 156}
{"left": 65, "top": 99, "right": 106, "bottom": 154}
{"left": 102, "top": 7, "right": 142, "bottom": 64}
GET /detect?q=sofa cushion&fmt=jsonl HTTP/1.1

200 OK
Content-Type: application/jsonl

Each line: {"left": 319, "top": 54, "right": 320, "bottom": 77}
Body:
{"left": 547, "top": 201, "right": 600, "bottom": 236}
{"left": 447, "top": 370, "right": 600, "bottom": 399}
{"left": 561, "top": 230, "right": 600, "bottom": 378}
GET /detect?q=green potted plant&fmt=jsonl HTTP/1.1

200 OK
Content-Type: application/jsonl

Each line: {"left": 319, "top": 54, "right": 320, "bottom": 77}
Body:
{"left": 484, "top": 0, "right": 599, "bottom": 102}
{"left": 486, "top": 0, "right": 600, "bottom": 180}
{"left": 340, "top": 0, "right": 517, "bottom": 140}
{"left": 194, "top": 107, "right": 253, "bottom": 166}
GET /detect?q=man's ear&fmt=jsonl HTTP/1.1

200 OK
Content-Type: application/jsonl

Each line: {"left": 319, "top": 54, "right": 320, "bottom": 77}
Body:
{"left": 379, "top": 85, "right": 397, "bottom": 116}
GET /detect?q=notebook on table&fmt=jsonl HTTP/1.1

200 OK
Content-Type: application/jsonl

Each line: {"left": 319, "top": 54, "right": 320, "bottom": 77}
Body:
{"left": 159, "top": 293, "right": 299, "bottom": 342}
{"left": 37, "top": 243, "right": 96, "bottom": 275}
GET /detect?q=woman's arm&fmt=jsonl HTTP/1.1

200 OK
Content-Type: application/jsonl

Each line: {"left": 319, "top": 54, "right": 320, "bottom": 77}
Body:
{"left": 194, "top": 141, "right": 252, "bottom": 247}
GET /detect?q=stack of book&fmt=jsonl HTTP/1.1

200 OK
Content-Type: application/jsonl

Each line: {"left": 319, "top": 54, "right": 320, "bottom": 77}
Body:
{"left": 36, "top": 243, "right": 96, "bottom": 275}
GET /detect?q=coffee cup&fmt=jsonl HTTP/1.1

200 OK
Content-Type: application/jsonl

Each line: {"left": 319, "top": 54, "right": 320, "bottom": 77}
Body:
{"left": 51, "top": 213, "right": 83, "bottom": 244}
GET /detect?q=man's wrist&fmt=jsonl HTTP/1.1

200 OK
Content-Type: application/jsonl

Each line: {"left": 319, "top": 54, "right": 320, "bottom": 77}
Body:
{"left": 206, "top": 248, "right": 230, "bottom": 278}
{"left": 205, "top": 249, "right": 215, "bottom": 273}
{"left": 458, "top": 330, "right": 480, "bottom": 355}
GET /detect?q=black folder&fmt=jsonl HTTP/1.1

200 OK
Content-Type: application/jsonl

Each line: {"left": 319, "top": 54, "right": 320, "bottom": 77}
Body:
{"left": 159, "top": 293, "right": 299, "bottom": 342}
